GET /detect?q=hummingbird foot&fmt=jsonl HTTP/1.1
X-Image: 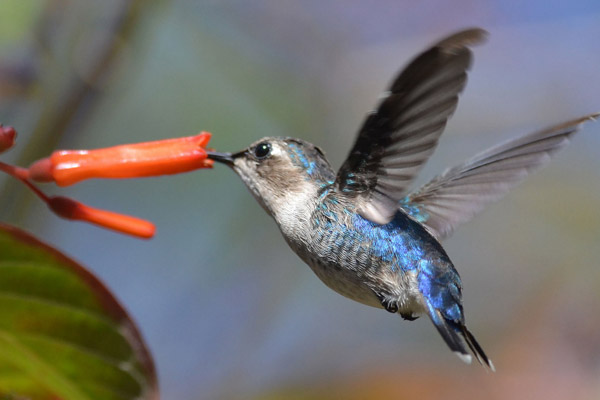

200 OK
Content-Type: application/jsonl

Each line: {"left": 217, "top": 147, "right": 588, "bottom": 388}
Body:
{"left": 376, "top": 293, "right": 399, "bottom": 314}
{"left": 400, "top": 312, "right": 419, "bottom": 321}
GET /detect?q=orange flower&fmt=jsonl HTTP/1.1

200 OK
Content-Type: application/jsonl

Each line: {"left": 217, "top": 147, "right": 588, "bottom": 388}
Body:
{"left": 14, "top": 178, "right": 156, "bottom": 239}
{"left": 2, "top": 128, "right": 217, "bottom": 239}
{"left": 48, "top": 196, "right": 156, "bottom": 239}
{"left": 29, "top": 132, "right": 213, "bottom": 186}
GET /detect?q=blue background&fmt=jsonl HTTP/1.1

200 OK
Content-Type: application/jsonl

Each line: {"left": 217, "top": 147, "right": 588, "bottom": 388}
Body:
{"left": 1, "top": 1, "right": 599, "bottom": 399}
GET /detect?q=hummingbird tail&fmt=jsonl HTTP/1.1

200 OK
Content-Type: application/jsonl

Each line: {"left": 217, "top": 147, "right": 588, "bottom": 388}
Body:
{"left": 459, "top": 324, "right": 495, "bottom": 372}
{"left": 427, "top": 306, "right": 495, "bottom": 371}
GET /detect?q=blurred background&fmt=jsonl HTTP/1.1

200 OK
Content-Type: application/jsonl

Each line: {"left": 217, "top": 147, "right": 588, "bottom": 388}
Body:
{"left": 1, "top": 1, "right": 599, "bottom": 399}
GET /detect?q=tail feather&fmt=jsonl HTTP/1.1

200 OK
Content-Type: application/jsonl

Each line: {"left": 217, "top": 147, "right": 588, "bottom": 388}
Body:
{"left": 428, "top": 307, "right": 494, "bottom": 370}
{"left": 429, "top": 309, "right": 472, "bottom": 364}
{"left": 460, "top": 324, "right": 495, "bottom": 371}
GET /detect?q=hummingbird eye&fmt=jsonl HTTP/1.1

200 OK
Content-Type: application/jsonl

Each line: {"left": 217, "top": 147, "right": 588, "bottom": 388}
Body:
{"left": 253, "top": 142, "right": 272, "bottom": 160}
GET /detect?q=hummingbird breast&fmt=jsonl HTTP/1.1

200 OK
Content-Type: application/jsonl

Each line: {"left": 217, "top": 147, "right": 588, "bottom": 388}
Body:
{"left": 282, "top": 188, "right": 460, "bottom": 316}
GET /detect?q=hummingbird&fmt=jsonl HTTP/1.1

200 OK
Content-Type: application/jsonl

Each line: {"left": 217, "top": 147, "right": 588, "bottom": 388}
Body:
{"left": 206, "top": 28, "right": 597, "bottom": 370}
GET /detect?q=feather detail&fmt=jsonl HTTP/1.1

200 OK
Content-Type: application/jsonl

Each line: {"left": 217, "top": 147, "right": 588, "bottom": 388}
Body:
{"left": 403, "top": 112, "right": 599, "bottom": 240}
{"left": 336, "top": 28, "right": 487, "bottom": 225}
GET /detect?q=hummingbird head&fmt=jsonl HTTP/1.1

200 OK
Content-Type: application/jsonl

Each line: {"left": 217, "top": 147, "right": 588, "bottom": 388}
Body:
{"left": 208, "top": 137, "right": 335, "bottom": 219}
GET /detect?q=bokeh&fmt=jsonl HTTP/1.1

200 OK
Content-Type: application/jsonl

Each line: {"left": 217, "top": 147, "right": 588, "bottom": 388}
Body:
{"left": 1, "top": 1, "right": 599, "bottom": 399}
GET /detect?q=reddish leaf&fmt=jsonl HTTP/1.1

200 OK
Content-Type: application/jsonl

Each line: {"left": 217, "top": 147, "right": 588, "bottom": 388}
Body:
{"left": 0, "top": 224, "right": 159, "bottom": 400}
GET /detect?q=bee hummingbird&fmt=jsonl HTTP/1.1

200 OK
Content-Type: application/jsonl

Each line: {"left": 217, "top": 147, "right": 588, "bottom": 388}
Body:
{"left": 207, "top": 28, "right": 598, "bottom": 370}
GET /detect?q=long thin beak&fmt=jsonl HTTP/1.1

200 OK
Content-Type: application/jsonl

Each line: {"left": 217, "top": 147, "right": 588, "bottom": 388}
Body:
{"left": 207, "top": 151, "right": 234, "bottom": 166}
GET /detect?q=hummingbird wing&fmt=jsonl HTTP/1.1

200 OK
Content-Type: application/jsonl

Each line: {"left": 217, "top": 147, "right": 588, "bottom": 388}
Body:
{"left": 401, "top": 113, "right": 599, "bottom": 240}
{"left": 335, "top": 28, "right": 487, "bottom": 225}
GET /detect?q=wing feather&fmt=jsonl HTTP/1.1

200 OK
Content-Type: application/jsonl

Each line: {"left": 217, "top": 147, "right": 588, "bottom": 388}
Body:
{"left": 335, "top": 28, "right": 487, "bottom": 225}
{"left": 403, "top": 113, "right": 599, "bottom": 239}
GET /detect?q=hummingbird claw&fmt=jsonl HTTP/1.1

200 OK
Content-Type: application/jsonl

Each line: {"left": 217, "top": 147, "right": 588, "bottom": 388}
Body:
{"left": 376, "top": 293, "right": 399, "bottom": 314}
{"left": 400, "top": 312, "right": 419, "bottom": 321}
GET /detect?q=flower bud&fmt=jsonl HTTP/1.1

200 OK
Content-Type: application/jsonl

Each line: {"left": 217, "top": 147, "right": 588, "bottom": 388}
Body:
{"left": 29, "top": 132, "right": 214, "bottom": 186}
{"left": 48, "top": 196, "right": 156, "bottom": 238}
{"left": 0, "top": 125, "right": 17, "bottom": 153}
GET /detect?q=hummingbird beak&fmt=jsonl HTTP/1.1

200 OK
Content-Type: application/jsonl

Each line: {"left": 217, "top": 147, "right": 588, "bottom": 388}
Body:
{"left": 207, "top": 151, "right": 235, "bottom": 167}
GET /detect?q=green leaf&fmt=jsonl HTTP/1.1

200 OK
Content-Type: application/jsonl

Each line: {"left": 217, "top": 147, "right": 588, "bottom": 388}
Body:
{"left": 0, "top": 223, "right": 158, "bottom": 400}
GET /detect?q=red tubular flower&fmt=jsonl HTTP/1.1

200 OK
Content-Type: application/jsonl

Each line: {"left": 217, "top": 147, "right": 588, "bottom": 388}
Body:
{"left": 2, "top": 128, "right": 217, "bottom": 238}
{"left": 0, "top": 125, "right": 17, "bottom": 153}
{"left": 29, "top": 132, "right": 213, "bottom": 186}
{"left": 48, "top": 196, "right": 156, "bottom": 239}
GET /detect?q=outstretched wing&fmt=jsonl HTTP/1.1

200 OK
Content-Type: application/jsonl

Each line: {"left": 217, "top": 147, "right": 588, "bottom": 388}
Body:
{"left": 402, "top": 113, "right": 599, "bottom": 240}
{"left": 335, "top": 28, "right": 487, "bottom": 225}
